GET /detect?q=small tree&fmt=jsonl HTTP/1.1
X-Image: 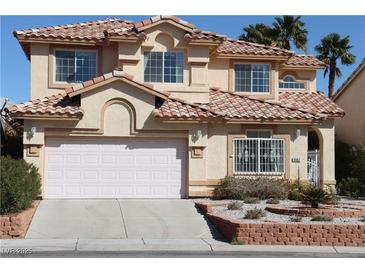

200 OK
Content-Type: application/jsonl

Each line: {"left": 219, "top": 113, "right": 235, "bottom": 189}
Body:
{"left": 301, "top": 186, "right": 334, "bottom": 208}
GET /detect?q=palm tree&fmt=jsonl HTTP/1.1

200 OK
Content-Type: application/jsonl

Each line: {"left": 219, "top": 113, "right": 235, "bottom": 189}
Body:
{"left": 315, "top": 33, "right": 356, "bottom": 98}
{"left": 239, "top": 23, "right": 276, "bottom": 46}
{"left": 272, "top": 16, "right": 308, "bottom": 52}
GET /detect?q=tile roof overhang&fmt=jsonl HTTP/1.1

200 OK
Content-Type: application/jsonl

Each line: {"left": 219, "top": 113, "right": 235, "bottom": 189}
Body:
{"left": 6, "top": 70, "right": 342, "bottom": 123}
{"left": 13, "top": 16, "right": 323, "bottom": 68}
{"left": 278, "top": 90, "right": 345, "bottom": 117}
{"left": 5, "top": 92, "right": 83, "bottom": 120}
{"left": 154, "top": 88, "right": 344, "bottom": 124}
{"left": 282, "top": 55, "right": 326, "bottom": 69}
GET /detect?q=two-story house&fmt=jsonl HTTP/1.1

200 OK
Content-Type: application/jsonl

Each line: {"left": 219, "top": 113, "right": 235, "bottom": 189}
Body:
{"left": 6, "top": 16, "right": 345, "bottom": 199}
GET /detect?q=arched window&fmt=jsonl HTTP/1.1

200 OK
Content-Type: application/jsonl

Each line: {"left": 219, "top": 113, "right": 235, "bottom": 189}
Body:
{"left": 279, "top": 75, "right": 305, "bottom": 89}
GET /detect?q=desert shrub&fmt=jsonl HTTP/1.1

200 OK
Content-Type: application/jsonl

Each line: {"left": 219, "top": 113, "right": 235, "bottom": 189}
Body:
{"left": 290, "top": 216, "right": 302, "bottom": 222}
{"left": 339, "top": 177, "right": 365, "bottom": 198}
{"left": 301, "top": 186, "right": 335, "bottom": 208}
{"left": 214, "top": 176, "right": 289, "bottom": 200}
{"left": 288, "top": 181, "right": 310, "bottom": 201}
{"left": 336, "top": 142, "right": 365, "bottom": 198}
{"left": 0, "top": 156, "right": 41, "bottom": 214}
{"left": 311, "top": 215, "right": 333, "bottom": 222}
{"left": 227, "top": 201, "right": 243, "bottom": 210}
{"left": 244, "top": 208, "right": 266, "bottom": 219}
{"left": 266, "top": 198, "right": 280, "bottom": 204}
{"left": 243, "top": 197, "right": 260, "bottom": 204}
{"left": 230, "top": 237, "right": 245, "bottom": 245}
{"left": 360, "top": 218, "right": 365, "bottom": 223}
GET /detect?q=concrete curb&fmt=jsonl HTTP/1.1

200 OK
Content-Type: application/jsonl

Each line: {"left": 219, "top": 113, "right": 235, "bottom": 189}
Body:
{"left": 1, "top": 238, "right": 365, "bottom": 255}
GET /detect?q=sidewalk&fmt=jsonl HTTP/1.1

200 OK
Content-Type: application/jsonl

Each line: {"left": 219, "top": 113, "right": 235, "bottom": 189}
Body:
{"left": 1, "top": 238, "right": 365, "bottom": 257}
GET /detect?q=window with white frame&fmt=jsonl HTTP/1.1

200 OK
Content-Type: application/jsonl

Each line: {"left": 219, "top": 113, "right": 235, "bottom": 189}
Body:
{"left": 235, "top": 64, "right": 270, "bottom": 93}
{"left": 279, "top": 75, "right": 305, "bottom": 89}
{"left": 144, "top": 51, "right": 184, "bottom": 83}
{"left": 55, "top": 50, "right": 97, "bottom": 83}
{"left": 233, "top": 134, "right": 284, "bottom": 174}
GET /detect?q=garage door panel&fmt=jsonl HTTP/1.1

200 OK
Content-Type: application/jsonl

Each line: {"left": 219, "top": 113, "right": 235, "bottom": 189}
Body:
{"left": 45, "top": 139, "right": 186, "bottom": 199}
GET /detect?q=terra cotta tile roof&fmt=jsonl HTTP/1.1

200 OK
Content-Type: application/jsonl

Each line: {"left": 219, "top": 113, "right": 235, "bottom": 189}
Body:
{"left": 14, "top": 18, "right": 135, "bottom": 42}
{"left": 154, "top": 98, "right": 220, "bottom": 119}
{"left": 278, "top": 90, "right": 345, "bottom": 117}
{"left": 185, "top": 29, "right": 226, "bottom": 42}
{"left": 14, "top": 16, "right": 325, "bottom": 65}
{"left": 215, "top": 39, "right": 293, "bottom": 57}
{"left": 5, "top": 93, "right": 83, "bottom": 118}
{"left": 204, "top": 89, "right": 324, "bottom": 121}
{"left": 284, "top": 55, "right": 326, "bottom": 68}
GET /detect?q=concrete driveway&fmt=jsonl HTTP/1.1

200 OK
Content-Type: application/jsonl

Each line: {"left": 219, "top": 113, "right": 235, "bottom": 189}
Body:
{"left": 26, "top": 199, "right": 220, "bottom": 239}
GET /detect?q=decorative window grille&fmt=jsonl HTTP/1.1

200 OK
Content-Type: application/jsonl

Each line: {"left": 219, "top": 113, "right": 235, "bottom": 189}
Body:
{"left": 279, "top": 75, "right": 305, "bottom": 89}
{"left": 144, "top": 51, "right": 184, "bottom": 83}
{"left": 233, "top": 138, "right": 285, "bottom": 174}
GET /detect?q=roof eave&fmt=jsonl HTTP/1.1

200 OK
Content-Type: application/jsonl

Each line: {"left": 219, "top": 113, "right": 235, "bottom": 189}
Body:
{"left": 8, "top": 114, "right": 83, "bottom": 120}
{"left": 215, "top": 54, "right": 290, "bottom": 60}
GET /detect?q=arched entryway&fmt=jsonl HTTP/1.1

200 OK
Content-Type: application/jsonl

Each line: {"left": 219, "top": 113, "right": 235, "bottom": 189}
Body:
{"left": 308, "top": 129, "right": 322, "bottom": 187}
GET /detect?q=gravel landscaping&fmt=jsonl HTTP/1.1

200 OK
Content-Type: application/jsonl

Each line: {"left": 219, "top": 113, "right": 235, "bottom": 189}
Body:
{"left": 195, "top": 198, "right": 365, "bottom": 225}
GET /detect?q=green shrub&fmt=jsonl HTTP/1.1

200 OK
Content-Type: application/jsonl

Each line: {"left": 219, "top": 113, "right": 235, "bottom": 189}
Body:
{"left": 289, "top": 216, "right": 302, "bottom": 222}
{"left": 243, "top": 197, "right": 260, "bottom": 204}
{"left": 227, "top": 201, "right": 243, "bottom": 210}
{"left": 244, "top": 208, "right": 266, "bottom": 219}
{"left": 301, "top": 186, "right": 334, "bottom": 208}
{"left": 288, "top": 181, "right": 310, "bottom": 201}
{"left": 214, "top": 176, "right": 289, "bottom": 200}
{"left": 311, "top": 215, "right": 333, "bottom": 222}
{"left": 0, "top": 156, "right": 41, "bottom": 214}
{"left": 336, "top": 142, "right": 365, "bottom": 198}
{"left": 339, "top": 177, "right": 365, "bottom": 198}
{"left": 266, "top": 198, "right": 280, "bottom": 204}
{"left": 230, "top": 237, "right": 245, "bottom": 245}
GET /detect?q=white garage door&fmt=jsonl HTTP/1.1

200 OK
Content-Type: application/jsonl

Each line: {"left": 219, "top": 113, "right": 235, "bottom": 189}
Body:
{"left": 45, "top": 139, "right": 186, "bottom": 199}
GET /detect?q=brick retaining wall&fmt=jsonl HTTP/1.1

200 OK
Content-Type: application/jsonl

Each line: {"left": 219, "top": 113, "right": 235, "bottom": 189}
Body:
{"left": 0, "top": 201, "right": 39, "bottom": 239}
{"left": 196, "top": 202, "right": 365, "bottom": 246}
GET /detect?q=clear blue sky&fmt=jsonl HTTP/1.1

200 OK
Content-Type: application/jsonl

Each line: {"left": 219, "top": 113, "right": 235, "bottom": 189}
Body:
{"left": 1, "top": 15, "right": 364, "bottom": 103}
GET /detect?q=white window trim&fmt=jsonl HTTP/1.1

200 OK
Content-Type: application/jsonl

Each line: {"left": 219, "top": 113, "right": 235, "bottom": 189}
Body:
{"left": 53, "top": 48, "right": 98, "bottom": 84}
{"left": 233, "top": 62, "right": 272, "bottom": 94}
{"left": 278, "top": 74, "right": 306, "bottom": 90}
{"left": 232, "top": 137, "right": 285, "bottom": 176}
{"left": 143, "top": 51, "right": 184, "bottom": 84}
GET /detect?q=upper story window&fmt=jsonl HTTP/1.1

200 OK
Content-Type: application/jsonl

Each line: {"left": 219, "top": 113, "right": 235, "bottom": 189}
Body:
{"left": 55, "top": 50, "right": 97, "bottom": 83}
{"left": 279, "top": 75, "right": 305, "bottom": 89}
{"left": 144, "top": 51, "right": 183, "bottom": 83}
{"left": 235, "top": 64, "right": 270, "bottom": 93}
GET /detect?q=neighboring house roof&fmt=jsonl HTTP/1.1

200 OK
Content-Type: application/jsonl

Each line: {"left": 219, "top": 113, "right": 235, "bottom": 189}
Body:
{"left": 13, "top": 15, "right": 322, "bottom": 67}
{"left": 279, "top": 91, "right": 345, "bottom": 117}
{"left": 332, "top": 58, "right": 365, "bottom": 101}
{"left": 5, "top": 93, "right": 83, "bottom": 119}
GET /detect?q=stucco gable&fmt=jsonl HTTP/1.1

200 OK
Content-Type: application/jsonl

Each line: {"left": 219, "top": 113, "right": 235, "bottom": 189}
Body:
{"left": 65, "top": 69, "right": 170, "bottom": 100}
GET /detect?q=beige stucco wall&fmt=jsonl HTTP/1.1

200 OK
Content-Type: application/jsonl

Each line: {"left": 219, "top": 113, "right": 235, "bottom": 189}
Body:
{"left": 23, "top": 78, "right": 338, "bottom": 197}
{"left": 28, "top": 22, "right": 318, "bottom": 104}
{"left": 29, "top": 43, "right": 118, "bottom": 100}
{"left": 334, "top": 68, "right": 365, "bottom": 145}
